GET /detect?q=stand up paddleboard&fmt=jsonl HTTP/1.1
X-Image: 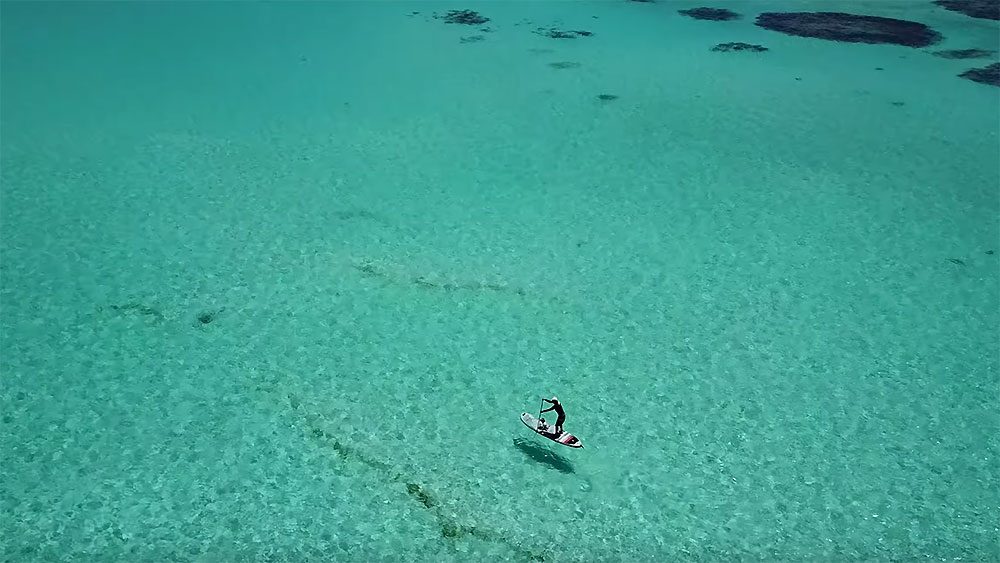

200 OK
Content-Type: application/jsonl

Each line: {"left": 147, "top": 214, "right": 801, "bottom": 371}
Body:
{"left": 520, "top": 412, "right": 583, "bottom": 448}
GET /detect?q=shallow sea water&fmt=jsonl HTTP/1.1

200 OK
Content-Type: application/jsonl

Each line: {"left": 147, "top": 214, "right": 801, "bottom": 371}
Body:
{"left": 2, "top": 1, "right": 998, "bottom": 561}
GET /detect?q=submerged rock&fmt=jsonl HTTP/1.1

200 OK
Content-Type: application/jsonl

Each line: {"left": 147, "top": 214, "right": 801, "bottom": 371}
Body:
{"left": 932, "top": 0, "right": 1000, "bottom": 20}
{"left": 406, "top": 483, "right": 437, "bottom": 509}
{"left": 755, "top": 12, "right": 943, "bottom": 48}
{"left": 959, "top": 62, "right": 1000, "bottom": 86}
{"left": 105, "top": 302, "right": 165, "bottom": 323}
{"left": 679, "top": 7, "right": 741, "bottom": 20}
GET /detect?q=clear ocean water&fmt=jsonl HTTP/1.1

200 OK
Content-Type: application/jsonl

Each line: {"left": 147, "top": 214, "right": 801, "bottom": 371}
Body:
{"left": 2, "top": 1, "right": 998, "bottom": 561}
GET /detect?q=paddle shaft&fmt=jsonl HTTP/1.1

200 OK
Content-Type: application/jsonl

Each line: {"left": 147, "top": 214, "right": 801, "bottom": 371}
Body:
{"left": 538, "top": 398, "right": 545, "bottom": 430}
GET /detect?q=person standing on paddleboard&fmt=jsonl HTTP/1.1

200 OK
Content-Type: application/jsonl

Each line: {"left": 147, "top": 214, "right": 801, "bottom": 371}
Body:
{"left": 540, "top": 396, "right": 565, "bottom": 434}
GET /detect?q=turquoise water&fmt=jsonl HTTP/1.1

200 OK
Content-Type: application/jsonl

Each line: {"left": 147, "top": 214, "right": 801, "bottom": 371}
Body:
{"left": 1, "top": 0, "right": 997, "bottom": 560}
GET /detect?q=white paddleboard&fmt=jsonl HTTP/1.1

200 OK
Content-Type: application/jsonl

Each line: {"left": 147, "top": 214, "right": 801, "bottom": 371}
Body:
{"left": 520, "top": 412, "right": 583, "bottom": 448}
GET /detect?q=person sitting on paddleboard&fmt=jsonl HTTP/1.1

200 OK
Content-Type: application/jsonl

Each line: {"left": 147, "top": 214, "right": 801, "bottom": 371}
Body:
{"left": 540, "top": 396, "right": 565, "bottom": 435}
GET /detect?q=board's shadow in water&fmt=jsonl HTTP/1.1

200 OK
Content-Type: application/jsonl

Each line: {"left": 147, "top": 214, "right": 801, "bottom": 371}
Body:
{"left": 512, "top": 438, "right": 574, "bottom": 474}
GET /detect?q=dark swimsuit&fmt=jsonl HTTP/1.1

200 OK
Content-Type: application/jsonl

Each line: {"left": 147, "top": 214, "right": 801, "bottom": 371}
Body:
{"left": 542, "top": 401, "right": 565, "bottom": 432}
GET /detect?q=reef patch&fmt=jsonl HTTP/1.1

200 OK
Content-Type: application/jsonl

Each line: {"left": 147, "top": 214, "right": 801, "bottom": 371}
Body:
{"left": 932, "top": 0, "right": 1000, "bottom": 20}
{"left": 754, "top": 12, "right": 943, "bottom": 48}
{"left": 959, "top": 62, "right": 1000, "bottom": 86}
{"left": 712, "top": 42, "right": 769, "bottom": 52}
{"left": 679, "top": 7, "right": 741, "bottom": 20}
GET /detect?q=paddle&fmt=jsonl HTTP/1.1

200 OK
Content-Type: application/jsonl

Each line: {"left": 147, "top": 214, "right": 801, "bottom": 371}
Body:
{"left": 537, "top": 397, "right": 545, "bottom": 432}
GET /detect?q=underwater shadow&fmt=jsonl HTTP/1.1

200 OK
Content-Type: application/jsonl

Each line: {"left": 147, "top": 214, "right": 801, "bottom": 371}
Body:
{"left": 512, "top": 438, "right": 575, "bottom": 474}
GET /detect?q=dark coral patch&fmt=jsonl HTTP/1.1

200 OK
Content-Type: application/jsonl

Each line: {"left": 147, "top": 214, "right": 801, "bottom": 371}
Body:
{"left": 679, "top": 7, "right": 741, "bottom": 20}
{"left": 931, "top": 48, "right": 995, "bottom": 59}
{"left": 932, "top": 0, "right": 1000, "bottom": 20}
{"left": 755, "top": 12, "right": 943, "bottom": 48}
{"left": 712, "top": 42, "right": 768, "bottom": 52}
{"left": 959, "top": 62, "right": 1000, "bottom": 86}
{"left": 435, "top": 9, "right": 489, "bottom": 25}
{"left": 534, "top": 27, "right": 593, "bottom": 38}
